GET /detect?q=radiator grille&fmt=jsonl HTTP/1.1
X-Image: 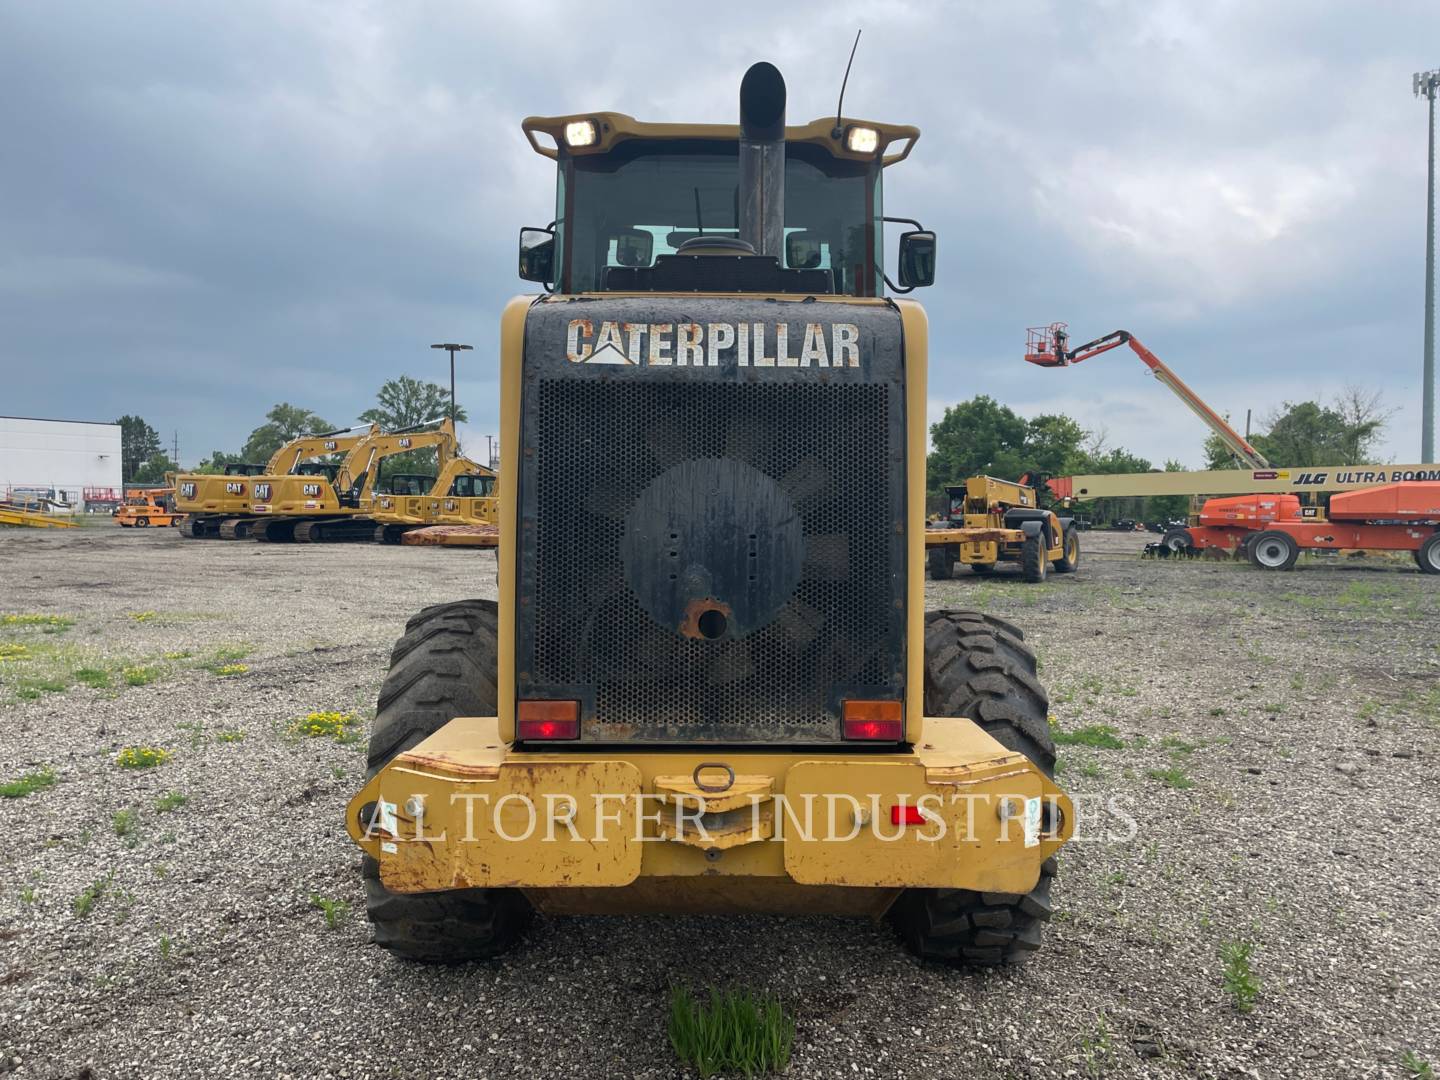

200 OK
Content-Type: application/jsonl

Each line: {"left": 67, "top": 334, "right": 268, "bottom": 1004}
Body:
{"left": 520, "top": 378, "right": 903, "bottom": 744}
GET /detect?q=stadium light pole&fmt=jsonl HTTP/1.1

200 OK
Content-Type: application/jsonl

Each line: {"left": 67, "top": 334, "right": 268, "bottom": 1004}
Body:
{"left": 430, "top": 343, "right": 473, "bottom": 426}
{"left": 1417, "top": 70, "right": 1440, "bottom": 463}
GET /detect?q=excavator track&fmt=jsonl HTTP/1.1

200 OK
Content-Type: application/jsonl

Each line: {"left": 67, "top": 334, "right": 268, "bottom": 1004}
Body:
{"left": 218, "top": 518, "right": 254, "bottom": 540}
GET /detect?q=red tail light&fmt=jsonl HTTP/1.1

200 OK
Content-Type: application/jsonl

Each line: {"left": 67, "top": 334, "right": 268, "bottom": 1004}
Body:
{"left": 517, "top": 700, "right": 579, "bottom": 741}
{"left": 890, "top": 804, "right": 926, "bottom": 826}
{"left": 842, "top": 699, "right": 903, "bottom": 741}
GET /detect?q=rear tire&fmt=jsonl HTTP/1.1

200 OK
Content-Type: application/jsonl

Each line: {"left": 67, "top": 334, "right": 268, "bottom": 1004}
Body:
{"left": 1161, "top": 528, "right": 1192, "bottom": 555}
{"left": 1021, "top": 533, "right": 1047, "bottom": 582}
{"left": 362, "top": 599, "right": 533, "bottom": 962}
{"left": 1053, "top": 527, "right": 1080, "bottom": 573}
{"left": 927, "top": 546, "right": 954, "bottom": 580}
{"left": 889, "top": 610, "right": 1057, "bottom": 966}
{"left": 1248, "top": 530, "right": 1300, "bottom": 571}
{"left": 1417, "top": 533, "right": 1440, "bottom": 575}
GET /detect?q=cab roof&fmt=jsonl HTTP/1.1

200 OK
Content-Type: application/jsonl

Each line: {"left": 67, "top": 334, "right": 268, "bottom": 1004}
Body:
{"left": 522, "top": 112, "right": 919, "bottom": 168}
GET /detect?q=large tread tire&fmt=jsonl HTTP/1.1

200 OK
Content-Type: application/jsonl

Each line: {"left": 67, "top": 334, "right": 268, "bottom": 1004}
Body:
{"left": 1248, "top": 529, "right": 1300, "bottom": 571}
{"left": 889, "top": 610, "right": 1057, "bottom": 966}
{"left": 1162, "top": 528, "right": 1193, "bottom": 555}
{"left": 1417, "top": 533, "right": 1440, "bottom": 575}
{"left": 1054, "top": 526, "right": 1080, "bottom": 573}
{"left": 362, "top": 599, "right": 532, "bottom": 962}
{"left": 927, "top": 546, "right": 954, "bottom": 580}
{"left": 1021, "top": 533, "right": 1047, "bottom": 583}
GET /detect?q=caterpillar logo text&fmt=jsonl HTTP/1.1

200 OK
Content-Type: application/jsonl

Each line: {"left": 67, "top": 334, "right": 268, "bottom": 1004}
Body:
{"left": 565, "top": 319, "right": 861, "bottom": 369}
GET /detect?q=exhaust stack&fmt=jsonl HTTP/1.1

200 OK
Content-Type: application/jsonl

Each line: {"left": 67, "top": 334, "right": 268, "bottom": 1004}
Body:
{"left": 739, "top": 62, "right": 786, "bottom": 259}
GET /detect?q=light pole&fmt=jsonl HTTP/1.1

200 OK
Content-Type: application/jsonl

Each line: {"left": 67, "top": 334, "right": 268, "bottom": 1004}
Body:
{"left": 1416, "top": 70, "right": 1439, "bottom": 463}
{"left": 430, "top": 342, "right": 473, "bottom": 427}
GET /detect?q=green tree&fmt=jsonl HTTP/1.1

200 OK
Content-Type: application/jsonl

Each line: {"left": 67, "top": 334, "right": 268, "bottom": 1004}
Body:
{"left": 192, "top": 449, "right": 247, "bottom": 474}
{"left": 115, "top": 415, "right": 161, "bottom": 483}
{"left": 1203, "top": 389, "right": 1390, "bottom": 468}
{"left": 131, "top": 453, "right": 179, "bottom": 485}
{"left": 360, "top": 375, "right": 468, "bottom": 430}
{"left": 240, "top": 403, "right": 333, "bottom": 465}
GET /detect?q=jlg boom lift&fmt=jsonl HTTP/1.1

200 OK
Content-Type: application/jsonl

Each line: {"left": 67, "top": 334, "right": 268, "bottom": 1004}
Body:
{"left": 1025, "top": 325, "right": 1440, "bottom": 571}
{"left": 344, "top": 63, "right": 1072, "bottom": 967}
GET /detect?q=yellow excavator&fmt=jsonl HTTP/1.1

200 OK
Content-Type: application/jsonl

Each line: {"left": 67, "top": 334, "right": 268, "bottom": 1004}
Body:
{"left": 175, "top": 425, "right": 379, "bottom": 539}
{"left": 371, "top": 457, "right": 498, "bottom": 543}
{"left": 254, "top": 418, "right": 462, "bottom": 542}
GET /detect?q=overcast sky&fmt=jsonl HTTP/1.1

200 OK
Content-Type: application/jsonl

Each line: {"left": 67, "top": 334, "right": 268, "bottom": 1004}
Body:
{"left": 2, "top": 1, "right": 1437, "bottom": 469}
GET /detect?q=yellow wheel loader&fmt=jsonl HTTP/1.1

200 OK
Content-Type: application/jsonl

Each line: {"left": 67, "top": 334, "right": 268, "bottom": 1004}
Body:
{"left": 371, "top": 457, "right": 498, "bottom": 543}
{"left": 345, "top": 64, "right": 1072, "bottom": 966}
{"left": 925, "top": 476, "right": 1079, "bottom": 582}
{"left": 174, "top": 425, "right": 378, "bottom": 539}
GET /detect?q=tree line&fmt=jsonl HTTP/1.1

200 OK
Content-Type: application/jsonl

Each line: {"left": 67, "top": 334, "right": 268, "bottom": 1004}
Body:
{"left": 115, "top": 376, "right": 465, "bottom": 483}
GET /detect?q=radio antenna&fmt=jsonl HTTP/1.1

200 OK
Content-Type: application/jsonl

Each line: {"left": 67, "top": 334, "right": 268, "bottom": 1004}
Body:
{"left": 831, "top": 29, "right": 862, "bottom": 139}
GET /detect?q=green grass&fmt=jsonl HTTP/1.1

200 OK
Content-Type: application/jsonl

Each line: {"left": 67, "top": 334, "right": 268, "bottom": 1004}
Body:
{"left": 1, "top": 767, "right": 56, "bottom": 799}
{"left": 73, "top": 871, "right": 113, "bottom": 918}
{"left": 1220, "top": 940, "right": 1260, "bottom": 1013}
{"left": 16, "top": 676, "right": 68, "bottom": 699}
{"left": 20, "top": 885, "right": 36, "bottom": 904}
{"left": 1161, "top": 735, "right": 1200, "bottom": 755}
{"left": 213, "top": 663, "right": 248, "bottom": 677}
{"left": 122, "top": 664, "right": 162, "bottom": 687}
{"left": 74, "top": 667, "right": 111, "bottom": 688}
{"left": 1402, "top": 1050, "right": 1435, "bottom": 1079}
{"left": 1052, "top": 723, "right": 1125, "bottom": 749}
{"left": 1147, "top": 765, "right": 1194, "bottom": 790}
{"left": 216, "top": 729, "right": 246, "bottom": 743}
{"left": 668, "top": 986, "right": 794, "bottom": 1079}
{"left": 209, "top": 644, "right": 252, "bottom": 664}
{"left": 116, "top": 746, "right": 170, "bottom": 769}
{"left": 309, "top": 894, "right": 350, "bottom": 930}
{"left": 112, "top": 808, "right": 139, "bottom": 838}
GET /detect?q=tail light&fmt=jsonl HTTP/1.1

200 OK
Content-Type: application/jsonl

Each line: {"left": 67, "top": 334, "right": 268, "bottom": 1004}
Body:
{"left": 890, "top": 804, "right": 927, "bottom": 826}
{"left": 842, "top": 699, "right": 903, "bottom": 741}
{"left": 517, "top": 700, "right": 580, "bottom": 741}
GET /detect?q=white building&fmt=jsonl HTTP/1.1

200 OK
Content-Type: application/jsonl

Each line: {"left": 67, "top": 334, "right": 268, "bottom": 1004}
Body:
{"left": 0, "top": 416, "right": 123, "bottom": 511}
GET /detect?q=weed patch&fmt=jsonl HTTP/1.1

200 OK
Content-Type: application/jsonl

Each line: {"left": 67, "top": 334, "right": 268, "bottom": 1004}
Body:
{"left": 1052, "top": 723, "right": 1125, "bottom": 749}
{"left": 1, "top": 767, "right": 56, "bottom": 799}
{"left": 122, "top": 665, "right": 162, "bottom": 687}
{"left": 116, "top": 747, "right": 170, "bottom": 769}
{"left": 73, "top": 871, "right": 114, "bottom": 918}
{"left": 309, "top": 894, "right": 349, "bottom": 930}
{"left": 154, "top": 792, "right": 187, "bottom": 813}
{"left": 1147, "top": 765, "right": 1194, "bottom": 790}
{"left": 293, "top": 711, "right": 360, "bottom": 741}
{"left": 1221, "top": 940, "right": 1260, "bottom": 1013}
{"left": 668, "top": 986, "right": 794, "bottom": 1079}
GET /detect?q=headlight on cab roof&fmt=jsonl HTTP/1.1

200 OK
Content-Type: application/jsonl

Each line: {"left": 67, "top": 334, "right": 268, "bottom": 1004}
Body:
{"left": 845, "top": 125, "right": 879, "bottom": 154}
{"left": 564, "top": 119, "right": 598, "bottom": 147}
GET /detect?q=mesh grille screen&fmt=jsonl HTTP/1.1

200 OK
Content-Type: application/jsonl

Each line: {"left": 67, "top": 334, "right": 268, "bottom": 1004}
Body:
{"left": 521, "top": 379, "right": 901, "bottom": 743}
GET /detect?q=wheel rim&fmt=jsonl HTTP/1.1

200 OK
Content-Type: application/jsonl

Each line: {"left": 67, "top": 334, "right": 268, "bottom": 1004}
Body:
{"left": 1067, "top": 536, "right": 1078, "bottom": 561}
{"left": 1425, "top": 541, "right": 1440, "bottom": 572}
{"left": 1254, "top": 538, "right": 1289, "bottom": 567}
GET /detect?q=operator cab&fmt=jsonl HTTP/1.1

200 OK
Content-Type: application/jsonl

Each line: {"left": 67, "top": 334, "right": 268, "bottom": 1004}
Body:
{"left": 380, "top": 474, "right": 435, "bottom": 497}
{"left": 449, "top": 473, "right": 495, "bottom": 498}
{"left": 518, "top": 105, "right": 935, "bottom": 297}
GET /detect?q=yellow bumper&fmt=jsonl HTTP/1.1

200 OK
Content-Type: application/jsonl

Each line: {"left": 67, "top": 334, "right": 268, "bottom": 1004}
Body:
{"left": 346, "top": 717, "right": 1071, "bottom": 902}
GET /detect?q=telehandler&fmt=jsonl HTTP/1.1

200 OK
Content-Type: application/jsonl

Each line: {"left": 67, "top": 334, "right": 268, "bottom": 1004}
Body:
{"left": 345, "top": 63, "right": 1071, "bottom": 966}
{"left": 926, "top": 476, "right": 1078, "bottom": 582}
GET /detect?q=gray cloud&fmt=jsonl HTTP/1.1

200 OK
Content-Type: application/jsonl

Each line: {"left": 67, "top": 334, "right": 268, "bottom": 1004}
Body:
{"left": 1, "top": 0, "right": 1436, "bottom": 467}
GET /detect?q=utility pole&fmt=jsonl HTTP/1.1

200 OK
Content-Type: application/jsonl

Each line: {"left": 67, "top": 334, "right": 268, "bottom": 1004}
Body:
{"left": 1417, "top": 70, "right": 1440, "bottom": 463}
{"left": 485, "top": 434, "right": 495, "bottom": 470}
{"left": 172, "top": 430, "right": 180, "bottom": 468}
{"left": 430, "top": 342, "right": 473, "bottom": 427}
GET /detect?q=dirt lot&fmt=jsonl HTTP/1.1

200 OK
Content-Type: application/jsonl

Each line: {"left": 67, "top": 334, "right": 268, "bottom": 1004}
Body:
{"left": 0, "top": 526, "right": 1437, "bottom": 1079}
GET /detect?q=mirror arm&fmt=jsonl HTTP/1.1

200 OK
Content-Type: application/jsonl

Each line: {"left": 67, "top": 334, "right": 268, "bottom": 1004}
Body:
{"left": 882, "top": 215, "right": 925, "bottom": 230}
{"left": 883, "top": 272, "right": 916, "bottom": 295}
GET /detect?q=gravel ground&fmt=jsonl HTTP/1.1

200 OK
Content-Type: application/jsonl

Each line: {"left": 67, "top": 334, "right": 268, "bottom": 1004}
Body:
{"left": 0, "top": 526, "right": 1437, "bottom": 1079}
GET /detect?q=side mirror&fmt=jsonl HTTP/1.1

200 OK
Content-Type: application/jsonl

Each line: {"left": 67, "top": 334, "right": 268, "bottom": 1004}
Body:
{"left": 518, "top": 226, "right": 555, "bottom": 283}
{"left": 898, "top": 230, "right": 936, "bottom": 288}
{"left": 613, "top": 228, "right": 653, "bottom": 268}
{"left": 785, "top": 231, "right": 823, "bottom": 269}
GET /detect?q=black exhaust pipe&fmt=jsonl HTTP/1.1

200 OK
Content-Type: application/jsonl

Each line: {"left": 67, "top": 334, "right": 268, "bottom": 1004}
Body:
{"left": 739, "top": 62, "right": 786, "bottom": 259}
